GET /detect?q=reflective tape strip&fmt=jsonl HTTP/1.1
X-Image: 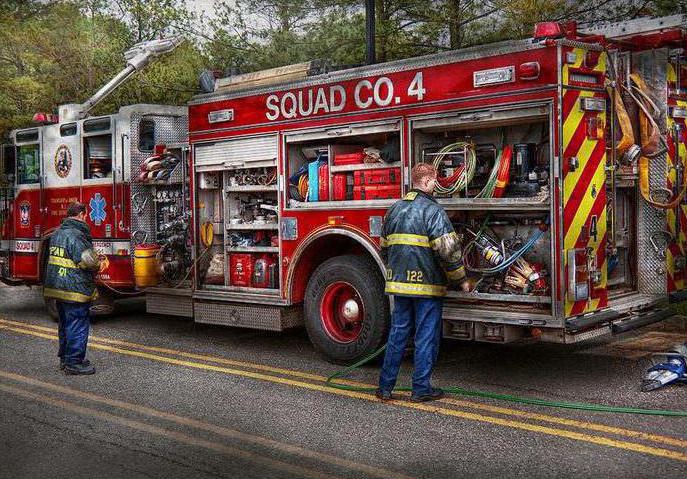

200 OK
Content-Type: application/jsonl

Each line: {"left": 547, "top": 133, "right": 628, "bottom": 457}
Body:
{"left": 446, "top": 266, "right": 466, "bottom": 281}
{"left": 385, "top": 281, "right": 446, "bottom": 296}
{"left": 48, "top": 256, "right": 79, "bottom": 269}
{"left": 429, "top": 231, "right": 458, "bottom": 249}
{"left": 385, "top": 233, "right": 430, "bottom": 247}
{"left": 43, "top": 287, "right": 97, "bottom": 303}
{"left": 403, "top": 192, "right": 418, "bottom": 201}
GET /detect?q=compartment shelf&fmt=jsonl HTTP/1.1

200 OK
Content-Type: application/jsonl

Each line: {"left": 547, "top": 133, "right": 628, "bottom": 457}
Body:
{"left": 288, "top": 198, "right": 396, "bottom": 209}
{"left": 446, "top": 290, "right": 551, "bottom": 304}
{"left": 436, "top": 197, "right": 549, "bottom": 210}
{"left": 201, "top": 284, "right": 280, "bottom": 295}
{"left": 227, "top": 246, "right": 279, "bottom": 253}
{"left": 330, "top": 161, "right": 401, "bottom": 173}
{"left": 225, "top": 223, "right": 279, "bottom": 230}
{"left": 225, "top": 185, "right": 278, "bottom": 192}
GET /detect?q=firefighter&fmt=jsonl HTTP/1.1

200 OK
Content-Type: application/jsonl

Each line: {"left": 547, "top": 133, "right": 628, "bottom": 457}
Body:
{"left": 377, "top": 163, "right": 468, "bottom": 402}
{"left": 44, "top": 202, "right": 104, "bottom": 375}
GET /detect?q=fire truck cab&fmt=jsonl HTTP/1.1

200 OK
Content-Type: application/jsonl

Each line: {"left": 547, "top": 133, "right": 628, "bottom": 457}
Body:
{"left": 0, "top": 105, "right": 188, "bottom": 312}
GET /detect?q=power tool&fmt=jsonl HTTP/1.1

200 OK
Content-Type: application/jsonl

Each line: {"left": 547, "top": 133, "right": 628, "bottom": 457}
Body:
{"left": 641, "top": 343, "right": 687, "bottom": 392}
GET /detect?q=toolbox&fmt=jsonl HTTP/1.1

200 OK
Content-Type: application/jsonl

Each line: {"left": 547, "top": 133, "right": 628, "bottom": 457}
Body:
{"left": 353, "top": 168, "right": 401, "bottom": 186}
{"left": 229, "top": 254, "right": 253, "bottom": 287}
{"left": 353, "top": 185, "right": 401, "bottom": 201}
{"left": 319, "top": 164, "right": 329, "bottom": 201}
{"left": 333, "top": 151, "right": 365, "bottom": 166}
{"left": 333, "top": 174, "right": 353, "bottom": 201}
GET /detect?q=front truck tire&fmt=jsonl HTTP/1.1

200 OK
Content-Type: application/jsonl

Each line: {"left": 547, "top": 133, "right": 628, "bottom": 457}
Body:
{"left": 304, "top": 255, "right": 390, "bottom": 363}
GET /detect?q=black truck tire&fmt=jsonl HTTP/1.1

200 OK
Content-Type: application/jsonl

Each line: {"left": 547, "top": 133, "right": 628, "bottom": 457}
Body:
{"left": 304, "top": 254, "right": 389, "bottom": 363}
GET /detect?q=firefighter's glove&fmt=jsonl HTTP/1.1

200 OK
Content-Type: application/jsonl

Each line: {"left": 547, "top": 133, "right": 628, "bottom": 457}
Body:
{"left": 78, "top": 248, "right": 101, "bottom": 272}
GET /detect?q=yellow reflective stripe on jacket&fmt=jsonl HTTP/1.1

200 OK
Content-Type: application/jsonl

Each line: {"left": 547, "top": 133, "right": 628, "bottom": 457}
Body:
{"left": 403, "top": 192, "right": 418, "bottom": 201}
{"left": 385, "top": 281, "right": 446, "bottom": 296}
{"left": 429, "top": 231, "right": 458, "bottom": 249}
{"left": 446, "top": 266, "right": 466, "bottom": 281}
{"left": 43, "top": 287, "right": 98, "bottom": 303}
{"left": 48, "top": 256, "right": 79, "bottom": 269}
{"left": 385, "top": 233, "right": 431, "bottom": 248}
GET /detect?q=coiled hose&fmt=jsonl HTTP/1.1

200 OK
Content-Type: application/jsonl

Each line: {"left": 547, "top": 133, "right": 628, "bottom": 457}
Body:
{"left": 433, "top": 142, "right": 477, "bottom": 196}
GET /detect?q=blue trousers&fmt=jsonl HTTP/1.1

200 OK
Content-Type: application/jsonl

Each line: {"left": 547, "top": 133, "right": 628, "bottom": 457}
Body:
{"left": 379, "top": 295, "right": 443, "bottom": 396}
{"left": 57, "top": 301, "right": 91, "bottom": 366}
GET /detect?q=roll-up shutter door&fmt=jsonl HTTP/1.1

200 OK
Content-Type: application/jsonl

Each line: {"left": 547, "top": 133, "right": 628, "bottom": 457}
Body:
{"left": 195, "top": 134, "right": 278, "bottom": 171}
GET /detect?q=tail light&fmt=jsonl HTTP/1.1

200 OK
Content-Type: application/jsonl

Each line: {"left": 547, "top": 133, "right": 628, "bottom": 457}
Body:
{"left": 518, "top": 62, "right": 540, "bottom": 80}
{"left": 584, "top": 51, "right": 601, "bottom": 69}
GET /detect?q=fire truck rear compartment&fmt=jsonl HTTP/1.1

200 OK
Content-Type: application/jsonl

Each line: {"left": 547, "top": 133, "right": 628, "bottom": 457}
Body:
{"left": 409, "top": 106, "right": 555, "bottom": 342}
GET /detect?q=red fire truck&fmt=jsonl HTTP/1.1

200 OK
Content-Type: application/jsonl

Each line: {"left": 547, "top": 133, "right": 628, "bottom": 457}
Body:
{"left": 2, "top": 16, "right": 686, "bottom": 362}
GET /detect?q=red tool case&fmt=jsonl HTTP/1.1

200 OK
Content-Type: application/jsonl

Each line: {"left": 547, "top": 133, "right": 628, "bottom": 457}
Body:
{"left": 319, "top": 164, "right": 329, "bottom": 201}
{"left": 333, "top": 174, "right": 353, "bottom": 200}
{"left": 353, "top": 167, "right": 401, "bottom": 186}
{"left": 229, "top": 254, "right": 253, "bottom": 287}
{"left": 334, "top": 152, "right": 365, "bottom": 166}
{"left": 353, "top": 185, "right": 401, "bottom": 200}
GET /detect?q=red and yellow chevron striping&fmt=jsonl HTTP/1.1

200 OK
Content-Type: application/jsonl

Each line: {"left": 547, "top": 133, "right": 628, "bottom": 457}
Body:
{"left": 666, "top": 61, "right": 687, "bottom": 292}
{"left": 562, "top": 47, "right": 608, "bottom": 317}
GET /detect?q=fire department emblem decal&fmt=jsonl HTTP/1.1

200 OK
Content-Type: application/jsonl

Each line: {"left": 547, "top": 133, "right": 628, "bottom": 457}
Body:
{"left": 54, "top": 144, "right": 72, "bottom": 178}
{"left": 89, "top": 193, "right": 107, "bottom": 226}
{"left": 19, "top": 201, "right": 30, "bottom": 228}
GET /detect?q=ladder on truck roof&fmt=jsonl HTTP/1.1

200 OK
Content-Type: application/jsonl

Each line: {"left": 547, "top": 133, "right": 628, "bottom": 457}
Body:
{"left": 579, "top": 14, "right": 686, "bottom": 42}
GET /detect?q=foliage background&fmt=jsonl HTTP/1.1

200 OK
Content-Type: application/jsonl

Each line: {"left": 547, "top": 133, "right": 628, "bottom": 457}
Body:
{"left": 0, "top": 0, "right": 683, "bottom": 139}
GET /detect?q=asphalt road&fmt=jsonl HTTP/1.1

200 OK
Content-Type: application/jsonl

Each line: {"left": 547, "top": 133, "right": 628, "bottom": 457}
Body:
{"left": 0, "top": 286, "right": 686, "bottom": 479}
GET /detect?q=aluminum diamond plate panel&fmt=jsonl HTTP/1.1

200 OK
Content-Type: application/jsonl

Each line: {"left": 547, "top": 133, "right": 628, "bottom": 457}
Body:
{"left": 194, "top": 301, "right": 302, "bottom": 331}
{"left": 634, "top": 50, "right": 669, "bottom": 295}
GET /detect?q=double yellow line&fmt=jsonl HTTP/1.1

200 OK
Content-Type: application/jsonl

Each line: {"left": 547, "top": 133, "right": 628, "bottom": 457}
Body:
{"left": 0, "top": 318, "right": 686, "bottom": 463}
{"left": 0, "top": 369, "right": 413, "bottom": 479}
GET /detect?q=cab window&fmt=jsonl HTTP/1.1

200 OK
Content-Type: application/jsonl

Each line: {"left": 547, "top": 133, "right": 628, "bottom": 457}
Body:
{"left": 16, "top": 144, "right": 40, "bottom": 184}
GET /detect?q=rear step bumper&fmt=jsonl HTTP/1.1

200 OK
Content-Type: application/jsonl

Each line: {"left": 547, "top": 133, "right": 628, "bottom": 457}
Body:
{"left": 669, "top": 290, "right": 687, "bottom": 303}
{"left": 611, "top": 307, "right": 674, "bottom": 334}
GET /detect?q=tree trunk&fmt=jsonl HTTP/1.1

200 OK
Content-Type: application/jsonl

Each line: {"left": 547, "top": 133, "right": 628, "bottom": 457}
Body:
{"left": 448, "top": 0, "right": 463, "bottom": 49}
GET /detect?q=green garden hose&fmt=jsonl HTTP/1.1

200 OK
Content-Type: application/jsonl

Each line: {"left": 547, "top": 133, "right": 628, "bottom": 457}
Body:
{"left": 326, "top": 344, "right": 687, "bottom": 417}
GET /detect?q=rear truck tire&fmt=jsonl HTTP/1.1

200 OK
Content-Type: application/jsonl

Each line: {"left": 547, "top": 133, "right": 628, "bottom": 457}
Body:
{"left": 304, "top": 254, "right": 389, "bottom": 364}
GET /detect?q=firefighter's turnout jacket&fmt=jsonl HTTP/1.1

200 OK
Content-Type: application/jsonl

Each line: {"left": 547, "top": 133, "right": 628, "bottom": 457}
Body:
{"left": 44, "top": 218, "right": 100, "bottom": 303}
{"left": 380, "top": 190, "right": 465, "bottom": 297}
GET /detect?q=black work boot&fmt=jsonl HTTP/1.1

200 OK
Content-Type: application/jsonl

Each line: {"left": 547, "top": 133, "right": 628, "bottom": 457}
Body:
{"left": 375, "top": 389, "right": 394, "bottom": 402}
{"left": 410, "top": 388, "right": 444, "bottom": 403}
{"left": 64, "top": 362, "right": 96, "bottom": 375}
{"left": 60, "top": 358, "right": 90, "bottom": 370}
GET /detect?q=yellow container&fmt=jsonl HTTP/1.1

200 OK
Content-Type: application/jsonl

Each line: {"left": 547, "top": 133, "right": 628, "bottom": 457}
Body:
{"left": 133, "top": 244, "right": 161, "bottom": 288}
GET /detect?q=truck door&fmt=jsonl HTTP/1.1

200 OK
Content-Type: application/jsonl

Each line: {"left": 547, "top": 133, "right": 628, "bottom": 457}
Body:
{"left": 561, "top": 44, "right": 609, "bottom": 317}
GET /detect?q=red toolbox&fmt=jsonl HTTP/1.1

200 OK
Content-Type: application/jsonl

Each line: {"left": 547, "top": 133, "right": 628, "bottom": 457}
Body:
{"left": 333, "top": 173, "right": 353, "bottom": 201}
{"left": 319, "top": 164, "right": 329, "bottom": 201}
{"left": 353, "top": 168, "right": 401, "bottom": 186}
{"left": 353, "top": 185, "right": 401, "bottom": 200}
{"left": 334, "top": 151, "right": 365, "bottom": 166}
{"left": 229, "top": 254, "right": 253, "bottom": 287}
